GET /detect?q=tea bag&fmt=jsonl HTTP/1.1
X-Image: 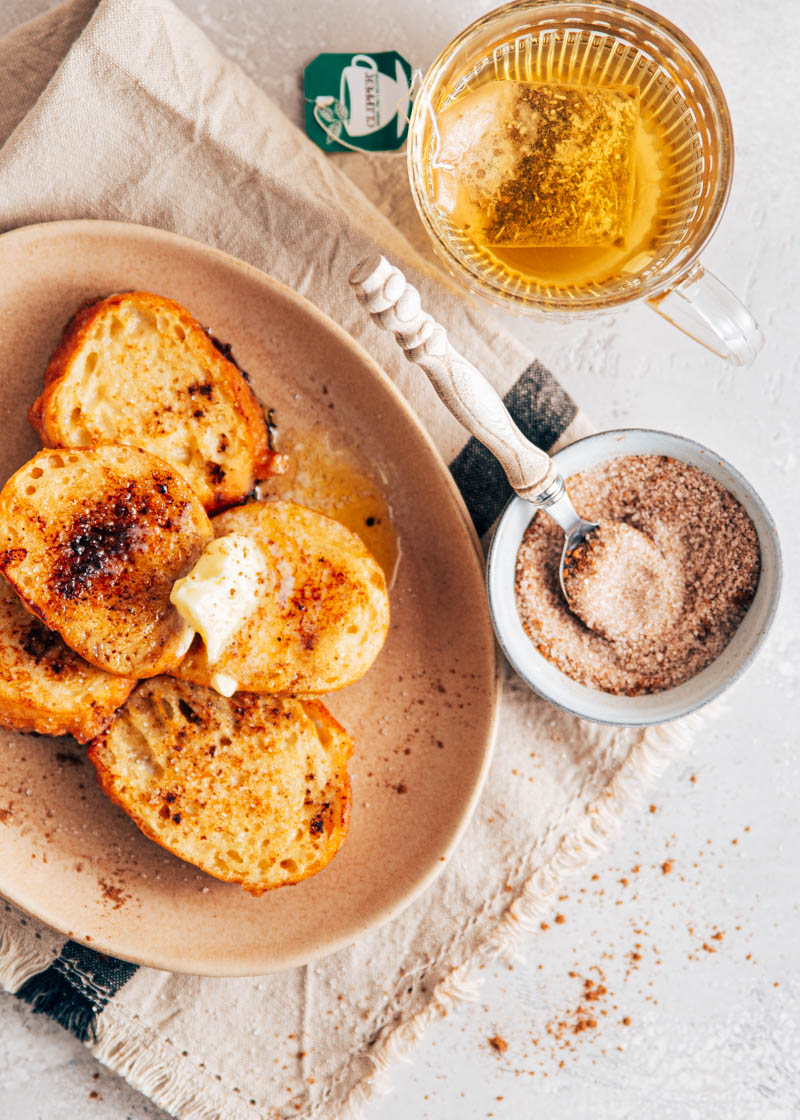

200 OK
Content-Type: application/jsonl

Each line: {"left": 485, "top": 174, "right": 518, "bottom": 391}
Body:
{"left": 433, "top": 80, "right": 639, "bottom": 248}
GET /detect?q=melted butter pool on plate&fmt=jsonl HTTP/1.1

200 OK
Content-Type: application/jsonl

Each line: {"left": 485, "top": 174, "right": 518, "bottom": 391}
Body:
{"left": 256, "top": 426, "right": 400, "bottom": 587}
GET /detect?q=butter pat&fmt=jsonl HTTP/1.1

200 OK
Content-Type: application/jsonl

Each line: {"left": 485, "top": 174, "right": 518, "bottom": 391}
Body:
{"left": 170, "top": 534, "right": 267, "bottom": 692}
{"left": 210, "top": 671, "right": 239, "bottom": 698}
{"left": 174, "top": 624, "right": 196, "bottom": 660}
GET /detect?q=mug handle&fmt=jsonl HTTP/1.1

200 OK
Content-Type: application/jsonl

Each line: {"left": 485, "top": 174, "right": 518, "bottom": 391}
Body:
{"left": 351, "top": 54, "right": 378, "bottom": 70}
{"left": 646, "top": 263, "right": 764, "bottom": 367}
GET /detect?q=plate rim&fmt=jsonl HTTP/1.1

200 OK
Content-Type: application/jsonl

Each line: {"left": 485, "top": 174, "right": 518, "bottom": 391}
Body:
{"left": 0, "top": 218, "right": 501, "bottom": 975}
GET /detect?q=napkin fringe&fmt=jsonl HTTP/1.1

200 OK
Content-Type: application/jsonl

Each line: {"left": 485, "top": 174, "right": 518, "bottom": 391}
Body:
{"left": 0, "top": 915, "right": 59, "bottom": 992}
{"left": 487, "top": 706, "right": 712, "bottom": 957}
{"left": 339, "top": 705, "right": 711, "bottom": 1119}
{"left": 92, "top": 1007, "right": 260, "bottom": 1120}
{"left": 16, "top": 963, "right": 98, "bottom": 1040}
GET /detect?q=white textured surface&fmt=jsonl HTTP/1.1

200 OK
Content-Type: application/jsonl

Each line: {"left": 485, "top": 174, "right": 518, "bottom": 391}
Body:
{"left": 0, "top": 1, "right": 798, "bottom": 1118}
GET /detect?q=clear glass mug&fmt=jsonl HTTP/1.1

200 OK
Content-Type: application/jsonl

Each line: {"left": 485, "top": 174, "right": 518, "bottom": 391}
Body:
{"left": 407, "top": 0, "right": 763, "bottom": 365}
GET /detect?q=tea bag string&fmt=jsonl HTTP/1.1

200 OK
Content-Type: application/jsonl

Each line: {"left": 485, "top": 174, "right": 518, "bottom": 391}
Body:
{"left": 307, "top": 68, "right": 423, "bottom": 155}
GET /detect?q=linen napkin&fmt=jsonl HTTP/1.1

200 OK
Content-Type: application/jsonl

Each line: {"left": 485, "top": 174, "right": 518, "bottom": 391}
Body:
{"left": 0, "top": 2, "right": 706, "bottom": 1118}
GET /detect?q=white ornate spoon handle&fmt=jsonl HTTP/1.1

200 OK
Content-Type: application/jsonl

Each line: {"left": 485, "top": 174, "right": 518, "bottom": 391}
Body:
{"left": 349, "top": 255, "right": 558, "bottom": 502}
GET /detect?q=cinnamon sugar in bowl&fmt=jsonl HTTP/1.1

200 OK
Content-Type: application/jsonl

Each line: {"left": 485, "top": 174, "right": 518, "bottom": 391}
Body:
{"left": 487, "top": 430, "right": 782, "bottom": 726}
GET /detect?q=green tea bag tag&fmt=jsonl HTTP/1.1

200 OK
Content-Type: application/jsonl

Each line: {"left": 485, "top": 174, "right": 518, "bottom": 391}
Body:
{"left": 304, "top": 52, "right": 413, "bottom": 153}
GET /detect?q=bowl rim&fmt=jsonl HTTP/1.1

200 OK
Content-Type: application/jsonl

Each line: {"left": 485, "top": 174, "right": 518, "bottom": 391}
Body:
{"left": 486, "top": 428, "right": 783, "bottom": 726}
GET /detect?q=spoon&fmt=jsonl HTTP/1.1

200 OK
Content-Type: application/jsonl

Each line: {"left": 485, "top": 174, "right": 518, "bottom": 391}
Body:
{"left": 349, "top": 255, "right": 599, "bottom": 605}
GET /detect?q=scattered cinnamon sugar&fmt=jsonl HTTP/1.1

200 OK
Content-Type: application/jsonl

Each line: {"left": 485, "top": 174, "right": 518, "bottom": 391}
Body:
{"left": 99, "top": 879, "right": 131, "bottom": 910}
{"left": 488, "top": 1034, "right": 509, "bottom": 1054}
{"left": 477, "top": 827, "right": 767, "bottom": 1078}
{"left": 539, "top": 970, "right": 615, "bottom": 1050}
{"left": 661, "top": 860, "right": 673, "bottom": 875}
{"left": 515, "top": 455, "right": 760, "bottom": 694}
{"left": 554, "top": 913, "right": 566, "bottom": 925}
{"left": 582, "top": 977, "right": 607, "bottom": 1002}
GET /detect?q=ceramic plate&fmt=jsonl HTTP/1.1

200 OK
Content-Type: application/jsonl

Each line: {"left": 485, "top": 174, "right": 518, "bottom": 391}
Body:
{"left": 0, "top": 220, "right": 498, "bottom": 975}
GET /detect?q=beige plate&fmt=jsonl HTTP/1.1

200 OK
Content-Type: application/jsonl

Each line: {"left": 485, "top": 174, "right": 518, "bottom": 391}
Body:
{"left": 0, "top": 220, "right": 499, "bottom": 976}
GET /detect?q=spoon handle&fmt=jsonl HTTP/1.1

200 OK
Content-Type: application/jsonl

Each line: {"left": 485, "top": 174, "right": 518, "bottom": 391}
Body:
{"left": 349, "top": 255, "right": 558, "bottom": 502}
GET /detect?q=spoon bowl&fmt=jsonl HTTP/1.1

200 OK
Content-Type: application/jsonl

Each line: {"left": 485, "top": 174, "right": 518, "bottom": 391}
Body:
{"left": 533, "top": 474, "right": 600, "bottom": 608}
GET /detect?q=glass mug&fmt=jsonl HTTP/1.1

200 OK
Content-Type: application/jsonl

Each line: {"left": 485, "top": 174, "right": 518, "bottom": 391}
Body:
{"left": 407, "top": 0, "right": 763, "bottom": 365}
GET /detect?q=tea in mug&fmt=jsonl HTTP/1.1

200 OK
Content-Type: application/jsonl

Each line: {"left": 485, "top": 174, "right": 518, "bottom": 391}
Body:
{"left": 429, "top": 36, "right": 697, "bottom": 293}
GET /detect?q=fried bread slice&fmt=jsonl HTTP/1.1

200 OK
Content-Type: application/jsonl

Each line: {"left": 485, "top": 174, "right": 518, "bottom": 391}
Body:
{"left": 0, "top": 446, "right": 213, "bottom": 678}
{"left": 0, "top": 578, "right": 135, "bottom": 742}
{"left": 171, "top": 500, "right": 390, "bottom": 695}
{"left": 88, "top": 677, "right": 353, "bottom": 894}
{"left": 29, "top": 291, "right": 278, "bottom": 513}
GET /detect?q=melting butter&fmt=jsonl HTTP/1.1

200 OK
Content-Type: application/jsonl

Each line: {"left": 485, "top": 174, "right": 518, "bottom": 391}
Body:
{"left": 209, "top": 670, "right": 239, "bottom": 698}
{"left": 256, "top": 426, "right": 399, "bottom": 586}
{"left": 170, "top": 534, "right": 266, "bottom": 694}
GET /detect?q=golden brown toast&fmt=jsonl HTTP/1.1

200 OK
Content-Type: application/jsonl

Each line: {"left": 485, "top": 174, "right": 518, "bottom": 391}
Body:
{"left": 88, "top": 677, "right": 353, "bottom": 894}
{"left": 0, "top": 578, "right": 135, "bottom": 742}
{"left": 0, "top": 446, "right": 213, "bottom": 678}
{"left": 29, "top": 292, "right": 279, "bottom": 514}
{"left": 171, "top": 500, "right": 390, "bottom": 695}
